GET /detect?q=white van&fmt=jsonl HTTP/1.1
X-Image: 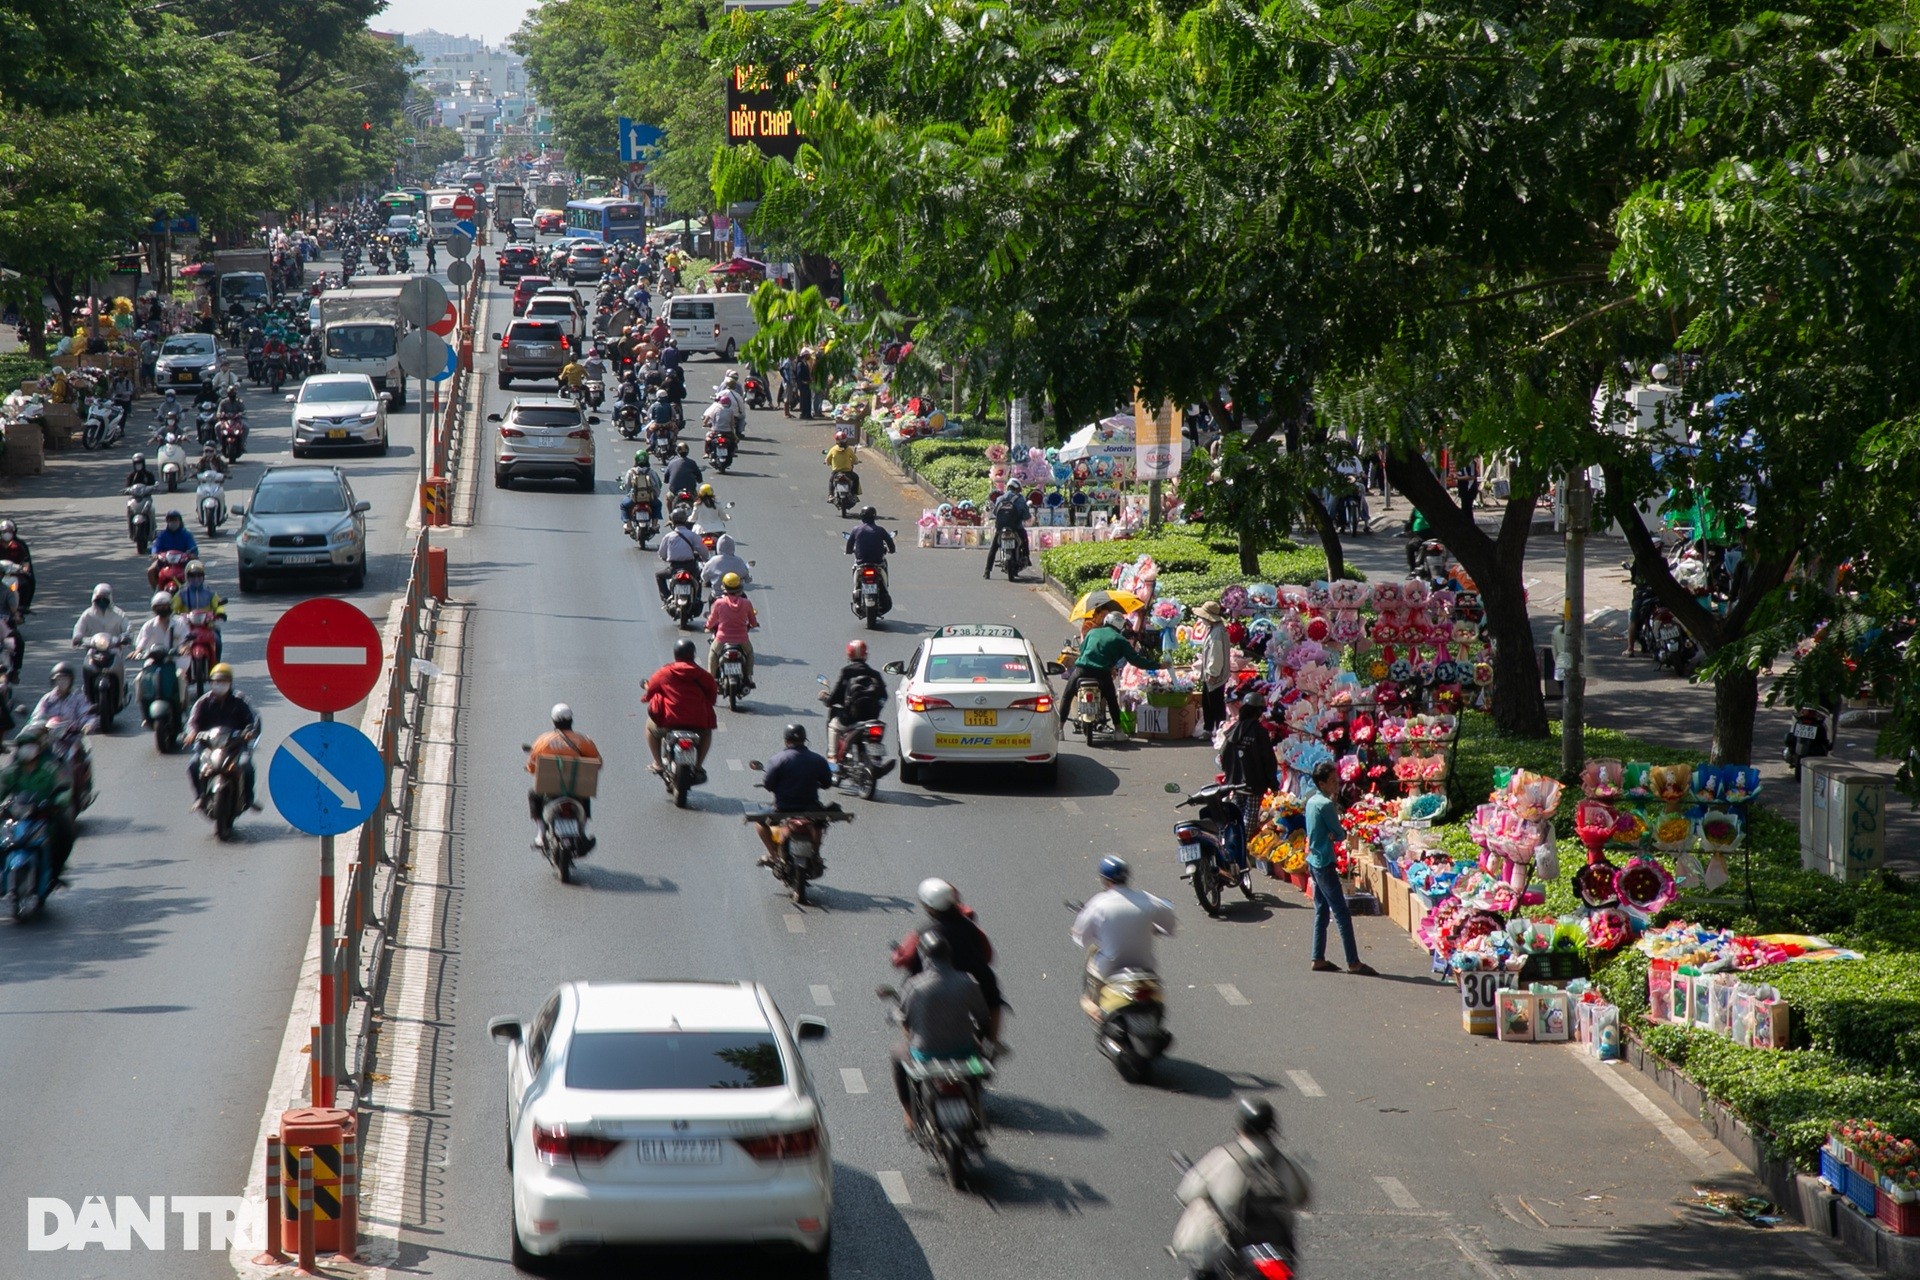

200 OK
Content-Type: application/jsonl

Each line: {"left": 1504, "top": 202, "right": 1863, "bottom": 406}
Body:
{"left": 664, "top": 293, "right": 757, "bottom": 361}
{"left": 425, "top": 188, "right": 465, "bottom": 243}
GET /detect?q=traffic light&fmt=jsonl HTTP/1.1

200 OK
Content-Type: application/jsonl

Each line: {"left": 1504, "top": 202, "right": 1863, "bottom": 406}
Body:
{"left": 359, "top": 121, "right": 372, "bottom": 149}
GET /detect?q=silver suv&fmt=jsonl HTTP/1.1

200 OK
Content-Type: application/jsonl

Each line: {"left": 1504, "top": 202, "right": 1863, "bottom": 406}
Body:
{"left": 234, "top": 465, "right": 371, "bottom": 593}
{"left": 493, "top": 318, "right": 572, "bottom": 389}
{"left": 489, "top": 397, "right": 598, "bottom": 492}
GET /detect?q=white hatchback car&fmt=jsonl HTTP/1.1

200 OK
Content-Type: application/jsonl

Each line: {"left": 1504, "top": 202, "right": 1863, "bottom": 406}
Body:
{"left": 490, "top": 981, "right": 832, "bottom": 1270}
{"left": 884, "top": 623, "right": 1065, "bottom": 786}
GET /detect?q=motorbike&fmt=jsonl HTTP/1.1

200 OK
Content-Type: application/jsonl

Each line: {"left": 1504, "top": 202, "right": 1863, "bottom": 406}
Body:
{"left": 875, "top": 984, "right": 993, "bottom": 1189}
{"left": 649, "top": 424, "right": 677, "bottom": 462}
{"left": 45, "top": 719, "right": 94, "bottom": 814}
{"left": 614, "top": 400, "right": 641, "bottom": 440}
{"left": 1067, "top": 671, "right": 1116, "bottom": 742}
{"left": 744, "top": 371, "right": 772, "bottom": 410}
{"left": 705, "top": 427, "right": 737, "bottom": 473}
{"left": 656, "top": 727, "right": 704, "bottom": 808}
{"left": 80, "top": 632, "right": 126, "bottom": 731}
{"left": 851, "top": 562, "right": 888, "bottom": 630}
{"left": 1169, "top": 1153, "right": 1301, "bottom": 1280}
{"left": 995, "top": 526, "right": 1029, "bottom": 581}
{"left": 266, "top": 350, "right": 288, "bottom": 393}
{"left": 1085, "top": 962, "right": 1172, "bottom": 1083}
{"left": 520, "top": 744, "right": 594, "bottom": 882}
{"left": 1174, "top": 783, "right": 1256, "bottom": 917}
{"left": 830, "top": 470, "right": 858, "bottom": 517}
{"left": 0, "top": 560, "right": 28, "bottom": 625}
{"left": 192, "top": 726, "right": 253, "bottom": 841}
{"left": 135, "top": 648, "right": 186, "bottom": 753}
{"left": 82, "top": 397, "right": 126, "bottom": 450}
{"left": 216, "top": 412, "right": 248, "bottom": 461}
{"left": 155, "top": 401, "right": 184, "bottom": 436}
{"left": 1783, "top": 705, "right": 1834, "bottom": 778}
{"left": 126, "top": 483, "right": 157, "bottom": 555}
{"left": 183, "top": 609, "right": 220, "bottom": 697}
{"left": 1420, "top": 538, "right": 1451, "bottom": 588}
{"left": 2, "top": 795, "right": 54, "bottom": 921}
{"left": 1651, "top": 607, "right": 1697, "bottom": 675}
{"left": 195, "top": 468, "right": 228, "bottom": 537}
{"left": 665, "top": 567, "right": 703, "bottom": 629}
{"left": 583, "top": 378, "right": 604, "bottom": 410}
{"left": 715, "top": 641, "right": 751, "bottom": 711}
{"left": 152, "top": 550, "right": 192, "bottom": 595}
{"left": 193, "top": 395, "right": 220, "bottom": 446}
{"left": 743, "top": 791, "right": 853, "bottom": 904}
{"left": 156, "top": 431, "right": 189, "bottom": 492}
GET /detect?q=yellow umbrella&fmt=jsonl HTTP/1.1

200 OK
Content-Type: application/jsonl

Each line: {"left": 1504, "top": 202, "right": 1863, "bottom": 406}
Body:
{"left": 1070, "top": 588, "right": 1147, "bottom": 621}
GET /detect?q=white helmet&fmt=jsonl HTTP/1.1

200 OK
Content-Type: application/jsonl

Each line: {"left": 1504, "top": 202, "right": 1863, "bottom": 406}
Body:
{"left": 1100, "top": 610, "right": 1125, "bottom": 628}
{"left": 917, "top": 877, "right": 956, "bottom": 912}
{"left": 551, "top": 703, "right": 574, "bottom": 728}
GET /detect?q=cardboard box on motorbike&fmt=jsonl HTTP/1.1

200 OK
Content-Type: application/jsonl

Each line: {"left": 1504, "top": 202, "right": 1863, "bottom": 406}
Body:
{"left": 533, "top": 755, "right": 600, "bottom": 799}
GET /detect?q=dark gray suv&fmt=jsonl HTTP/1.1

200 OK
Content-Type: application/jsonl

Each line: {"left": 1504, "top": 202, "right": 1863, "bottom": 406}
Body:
{"left": 493, "top": 318, "right": 572, "bottom": 390}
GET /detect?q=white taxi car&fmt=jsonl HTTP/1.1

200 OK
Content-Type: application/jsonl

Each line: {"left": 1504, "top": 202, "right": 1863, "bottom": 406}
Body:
{"left": 490, "top": 980, "right": 832, "bottom": 1271}
{"left": 883, "top": 623, "right": 1065, "bottom": 786}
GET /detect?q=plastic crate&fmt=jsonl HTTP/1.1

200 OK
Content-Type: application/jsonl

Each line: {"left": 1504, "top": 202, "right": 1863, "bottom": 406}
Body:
{"left": 1819, "top": 1147, "right": 1847, "bottom": 1192}
{"left": 1879, "top": 1187, "right": 1920, "bottom": 1236}
{"left": 1843, "top": 1164, "right": 1878, "bottom": 1216}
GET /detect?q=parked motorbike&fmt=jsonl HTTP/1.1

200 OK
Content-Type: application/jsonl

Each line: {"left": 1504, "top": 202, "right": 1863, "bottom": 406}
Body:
{"left": 705, "top": 427, "right": 737, "bottom": 473}
{"left": 2, "top": 795, "right": 54, "bottom": 921}
{"left": 743, "top": 792, "right": 853, "bottom": 904}
{"left": 1174, "top": 783, "right": 1256, "bottom": 917}
{"left": 191, "top": 726, "right": 254, "bottom": 841}
{"left": 195, "top": 468, "right": 228, "bottom": 538}
{"left": 665, "top": 567, "right": 703, "bottom": 629}
{"left": 1783, "top": 705, "right": 1834, "bottom": 778}
{"left": 830, "top": 470, "right": 858, "bottom": 517}
{"left": 1651, "top": 607, "right": 1696, "bottom": 675}
{"left": 876, "top": 984, "right": 993, "bottom": 1189}
{"left": 216, "top": 412, "right": 248, "bottom": 461}
{"left": 82, "top": 398, "right": 126, "bottom": 450}
{"left": 851, "top": 562, "right": 888, "bottom": 630}
{"left": 156, "top": 432, "right": 189, "bottom": 492}
{"left": 125, "top": 483, "right": 156, "bottom": 555}
{"left": 715, "top": 641, "right": 751, "bottom": 711}
{"left": 744, "top": 371, "right": 772, "bottom": 410}
{"left": 80, "top": 632, "right": 126, "bottom": 731}
{"left": 655, "top": 728, "right": 704, "bottom": 808}
{"left": 135, "top": 647, "right": 186, "bottom": 752}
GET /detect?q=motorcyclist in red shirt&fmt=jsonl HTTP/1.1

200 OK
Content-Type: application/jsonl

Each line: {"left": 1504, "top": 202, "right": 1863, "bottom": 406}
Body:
{"left": 642, "top": 638, "right": 717, "bottom": 782}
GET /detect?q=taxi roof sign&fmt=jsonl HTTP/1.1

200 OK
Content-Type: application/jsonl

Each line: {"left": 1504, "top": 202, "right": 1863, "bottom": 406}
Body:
{"left": 931, "top": 624, "right": 1025, "bottom": 640}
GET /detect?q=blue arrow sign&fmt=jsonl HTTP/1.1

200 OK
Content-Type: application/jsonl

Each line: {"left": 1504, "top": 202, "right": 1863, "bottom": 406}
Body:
{"left": 431, "top": 341, "right": 456, "bottom": 384}
{"left": 454, "top": 218, "right": 477, "bottom": 240}
{"left": 618, "top": 117, "right": 663, "bottom": 163}
{"left": 269, "top": 722, "right": 386, "bottom": 837}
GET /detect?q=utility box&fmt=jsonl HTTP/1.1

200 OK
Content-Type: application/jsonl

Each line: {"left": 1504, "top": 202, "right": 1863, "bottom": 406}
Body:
{"left": 1801, "top": 759, "right": 1845, "bottom": 874}
{"left": 1803, "top": 759, "right": 1890, "bottom": 882}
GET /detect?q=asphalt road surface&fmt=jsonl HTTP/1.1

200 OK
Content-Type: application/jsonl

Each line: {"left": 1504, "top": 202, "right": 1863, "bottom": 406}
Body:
{"left": 0, "top": 256, "right": 432, "bottom": 1278}
{"left": 393, "top": 275, "right": 1855, "bottom": 1280}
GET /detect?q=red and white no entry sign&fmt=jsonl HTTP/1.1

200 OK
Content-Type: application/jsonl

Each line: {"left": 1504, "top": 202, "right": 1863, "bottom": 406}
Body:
{"left": 267, "top": 598, "right": 383, "bottom": 713}
{"left": 449, "top": 192, "right": 477, "bottom": 221}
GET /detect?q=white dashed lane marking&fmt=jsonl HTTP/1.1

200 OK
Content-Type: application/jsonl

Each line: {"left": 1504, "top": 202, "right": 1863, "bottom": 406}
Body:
{"left": 785, "top": 914, "right": 806, "bottom": 933}
{"left": 840, "top": 1067, "right": 868, "bottom": 1095}
{"left": 1375, "top": 1176, "right": 1420, "bottom": 1210}
{"left": 727, "top": 758, "right": 745, "bottom": 772}
{"left": 810, "top": 984, "right": 834, "bottom": 1006}
{"left": 1215, "top": 983, "right": 1250, "bottom": 1006}
{"left": 1059, "top": 799, "right": 1082, "bottom": 814}
{"left": 877, "top": 1170, "right": 912, "bottom": 1205}
{"left": 1286, "top": 1069, "right": 1324, "bottom": 1097}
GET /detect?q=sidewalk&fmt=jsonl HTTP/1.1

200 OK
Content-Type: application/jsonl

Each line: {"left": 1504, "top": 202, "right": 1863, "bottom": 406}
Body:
{"left": 1344, "top": 500, "right": 1918, "bottom": 876}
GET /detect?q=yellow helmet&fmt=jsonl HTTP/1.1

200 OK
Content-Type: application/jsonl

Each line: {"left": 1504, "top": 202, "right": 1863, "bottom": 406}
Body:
{"left": 210, "top": 662, "right": 235, "bottom": 680}
{"left": 721, "top": 572, "right": 742, "bottom": 591}
{"left": 698, "top": 483, "right": 714, "bottom": 498}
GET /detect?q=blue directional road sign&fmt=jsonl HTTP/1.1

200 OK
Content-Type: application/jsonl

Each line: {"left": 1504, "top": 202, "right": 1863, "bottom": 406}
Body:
{"left": 618, "top": 117, "right": 663, "bottom": 163}
{"left": 269, "top": 722, "right": 386, "bottom": 837}
{"left": 454, "top": 218, "right": 477, "bottom": 240}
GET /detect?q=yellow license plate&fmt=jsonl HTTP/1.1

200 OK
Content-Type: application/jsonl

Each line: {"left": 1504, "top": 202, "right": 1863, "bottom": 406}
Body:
{"left": 327, "top": 429, "right": 348, "bottom": 439}
{"left": 934, "top": 733, "right": 1031, "bottom": 749}
{"left": 963, "top": 710, "right": 998, "bottom": 727}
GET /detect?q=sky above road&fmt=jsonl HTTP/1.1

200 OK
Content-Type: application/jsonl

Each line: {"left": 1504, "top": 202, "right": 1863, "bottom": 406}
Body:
{"left": 380, "top": 0, "right": 530, "bottom": 46}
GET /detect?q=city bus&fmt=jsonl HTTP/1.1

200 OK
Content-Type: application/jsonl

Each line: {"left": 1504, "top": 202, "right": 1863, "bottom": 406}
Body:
{"left": 375, "top": 191, "right": 416, "bottom": 219}
{"left": 564, "top": 197, "right": 647, "bottom": 243}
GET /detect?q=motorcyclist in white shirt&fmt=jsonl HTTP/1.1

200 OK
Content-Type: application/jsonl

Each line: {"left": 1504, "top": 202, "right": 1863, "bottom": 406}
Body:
{"left": 70, "top": 584, "right": 130, "bottom": 649}
{"left": 133, "top": 592, "right": 192, "bottom": 676}
{"left": 1070, "top": 855, "right": 1177, "bottom": 1006}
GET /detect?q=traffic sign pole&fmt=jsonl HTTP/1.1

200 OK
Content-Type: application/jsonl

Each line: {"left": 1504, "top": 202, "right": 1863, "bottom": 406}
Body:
{"left": 319, "top": 709, "right": 335, "bottom": 1107}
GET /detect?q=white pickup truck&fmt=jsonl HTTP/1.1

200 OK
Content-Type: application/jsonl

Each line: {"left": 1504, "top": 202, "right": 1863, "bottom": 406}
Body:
{"left": 317, "top": 276, "right": 413, "bottom": 408}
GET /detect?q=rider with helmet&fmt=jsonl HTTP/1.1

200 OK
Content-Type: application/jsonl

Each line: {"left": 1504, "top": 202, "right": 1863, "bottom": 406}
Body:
{"left": 984, "top": 484, "right": 1032, "bottom": 579}
{"left": 1060, "top": 611, "right": 1157, "bottom": 732}
{"left": 1171, "top": 1098, "right": 1311, "bottom": 1277}
{"left": 823, "top": 639, "right": 893, "bottom": 764}
{"left": 184, "top": 662, "right": 261, "bottom": 809}
{"left": 703, "top": 573, "right": 759, "bottom": 687}
{"left": 147, "top": 511, "right": 199, "bottom": 588}
{"left": 0, "top": 723, "right": 76, "bottom": 882}
{"left": 173, "top": 560, "right": 227, "bottom": 660}
{"left": 34, "top": 662, "right": 98, "bottom": 731}
{"left": 892, "top": 877, "right": 1002, "bottom": 1046}
{"left": 0, "top": 519, "right": 35, "bottom": 612}
{"left": 525, "top": 703, "right": 601, "bottom": 850}
{"left": 125, "top": 454, "right": 157, "bottom": 488}
{"left": 642, "top": 639, "right": 718, "bottom": 780}
{"left": 654, "top": 506, "right": 706, "bottom": 603}
{"left": 134, "top": 592, "right": 192, "bottom": 676}
{"left": 844, "top": 506, "right": 897, "bottom": 612}
{"left": 824, "top": 429, "right": 861, "bottom": 501}
{"left": 1070, "top": 856, "right": 1177, "bottom": 1007}
{"left": 889, "top": 930, "right": 992, "bottom": 1130}
{"left": 663, "top": 440, "right": 702, "bottom": 497}
{"left": 750, "top": 724, "right": 834, "bottom": 865}
{"left": 621, "top": 449, "right": 660, "bottom": 533}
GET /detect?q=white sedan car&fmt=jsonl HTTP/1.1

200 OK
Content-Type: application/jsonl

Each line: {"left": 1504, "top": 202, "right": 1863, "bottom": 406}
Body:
{"left": 490, "top": 980, "right": 832, "bottom": 1271}
{"left": 884, "top": 623, "right": 1065, "bottom": 786}
{"left": 288, "top": 373, "right": 388, "bottom": 456}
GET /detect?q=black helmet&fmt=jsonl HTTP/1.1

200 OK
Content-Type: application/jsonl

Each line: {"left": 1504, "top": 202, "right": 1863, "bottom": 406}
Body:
{"left": 1237, "top": 1097, "right": 1277, "bottom": 1137}
{"left": 676, "top": 441, "right": 690, "bottom": 456}
{"left": 50, "top": 662, "right": 75, "bottom": 684}
{"left": 783, "top": 723, "right": 807, "bottom": 746}
{"left": 916, "top": 930, "right": 951, "bottom": 964}
{"left": 860, "top": 505, "right": 877, "bottom": 522}
{"left": 672, "top": 638, "right": 696, "bottom": 663}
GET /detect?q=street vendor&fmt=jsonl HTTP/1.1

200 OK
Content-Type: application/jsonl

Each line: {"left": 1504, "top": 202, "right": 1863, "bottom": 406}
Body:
{"left": 1059, "top": 610, "right": 1158, "bottom": 732}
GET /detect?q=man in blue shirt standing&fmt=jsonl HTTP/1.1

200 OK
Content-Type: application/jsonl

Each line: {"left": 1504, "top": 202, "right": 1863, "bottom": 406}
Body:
{"left": 1305, "top": 760, "right": 1376, "bottom": 975}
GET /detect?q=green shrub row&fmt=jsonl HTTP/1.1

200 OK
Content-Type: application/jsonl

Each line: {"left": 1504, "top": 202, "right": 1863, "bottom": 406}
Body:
{"left": 1038, "top": 528, "right": 1337, "bottom": 599}
{"left": 0, "top": 351, "right": 49, "bottom": 391}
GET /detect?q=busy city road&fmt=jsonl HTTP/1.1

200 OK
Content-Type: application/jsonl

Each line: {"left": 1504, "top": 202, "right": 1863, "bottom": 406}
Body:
{"left": 365, "top": 273, "right": 1856, "bottom": 1280}
{"left": 0, "top": 259, "right": 427, "bottom": 1279}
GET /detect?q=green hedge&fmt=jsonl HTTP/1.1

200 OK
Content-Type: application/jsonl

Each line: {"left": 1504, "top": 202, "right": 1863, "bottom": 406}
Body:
{"left": 1039, "top": 528, "right": 1344, "bottom": 599}
{"left": 1426, "top": 712, "right": 1920, "bottom": 1160}
{"left": 0, "top": 351, "right": 48, "bottom": 391}
{"left": 862, "top": 426, "right": 998, "bottom": 508}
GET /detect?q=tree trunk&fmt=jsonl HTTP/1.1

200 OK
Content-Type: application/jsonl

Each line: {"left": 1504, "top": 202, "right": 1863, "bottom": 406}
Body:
{"left": 1385, "top": 449, "right": 1549, "bottom": 738}
{"left": 1238, "top": 528, "right": 1260, "bottom": 575}
{"left": 1712, "top": 664, "right": 1759, "bottom": 766}
{"left": 1305, "top": 493, "right": 1347, "bottom": 581}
